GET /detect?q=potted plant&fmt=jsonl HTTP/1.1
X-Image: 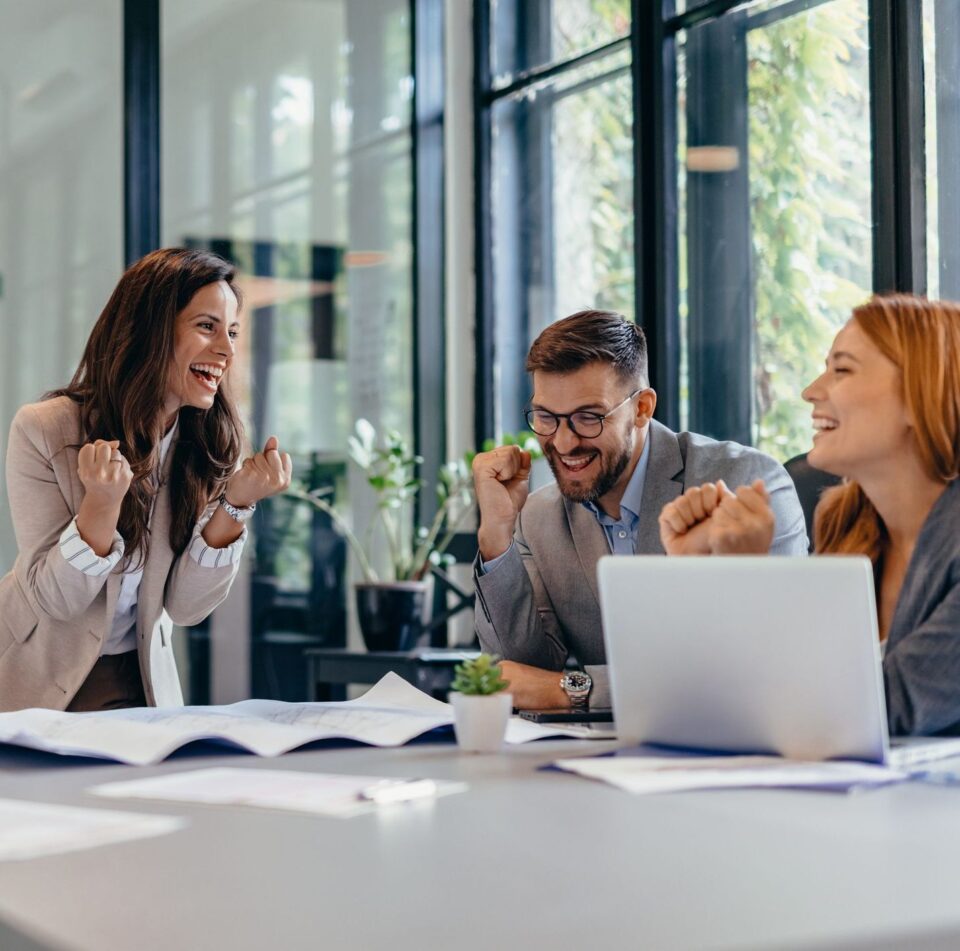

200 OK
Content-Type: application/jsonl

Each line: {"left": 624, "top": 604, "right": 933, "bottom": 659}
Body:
{"left": 288, "top": 420, "right": 539, "bottom": 652}
{"left": 449, "top": 653, "right": 513, "bottom": 752}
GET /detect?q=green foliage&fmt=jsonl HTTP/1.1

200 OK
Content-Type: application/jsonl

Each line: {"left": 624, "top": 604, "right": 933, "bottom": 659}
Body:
{"left": 450, "top": 653, "right": 510, "bottom": 696}
{"left": 746, "top": 2, "right": 872, "bottom": 459}
{"left": 288, "top": 421, "right": 542, "bottom": 583}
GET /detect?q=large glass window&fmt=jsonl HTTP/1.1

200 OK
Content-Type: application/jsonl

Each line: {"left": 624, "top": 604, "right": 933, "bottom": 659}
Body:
{"left": 0, "top": 1, "right": 124, "bottom": 573}
{"left": 488, "top": 3, "right": 633, "bottom": 436}
{"left": 923, "top": 0, "right": 960, "bottom": 301}
{"left": 677, "top": 0, "right": 872, "bottom": 459}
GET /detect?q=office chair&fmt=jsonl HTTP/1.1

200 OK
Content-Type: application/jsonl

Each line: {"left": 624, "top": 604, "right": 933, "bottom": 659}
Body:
{"left": 783, "top": 453, "right": 841, "bottom": 553}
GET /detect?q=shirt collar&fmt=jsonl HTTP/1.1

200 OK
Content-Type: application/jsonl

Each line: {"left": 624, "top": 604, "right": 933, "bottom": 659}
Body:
{"left": 158, "top": 420, "right": 178, "bottom": 466}
{"left": 581, "top": 430, "right": 651, "bottom": 522}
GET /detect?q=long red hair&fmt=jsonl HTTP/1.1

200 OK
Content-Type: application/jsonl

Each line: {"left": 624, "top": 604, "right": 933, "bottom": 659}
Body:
{"left": 814, "top": 294, "right": 960, "bottom": 560}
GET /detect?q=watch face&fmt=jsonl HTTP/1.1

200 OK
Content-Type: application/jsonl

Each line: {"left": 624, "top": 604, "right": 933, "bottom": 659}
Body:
{"left": 562, "top": 671, "right": 591, "bottom": 694}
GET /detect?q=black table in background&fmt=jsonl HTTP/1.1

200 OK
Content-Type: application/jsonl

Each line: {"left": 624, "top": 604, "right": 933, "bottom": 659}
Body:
{"left": 304, "top": 647, "right": 479, "bottom": 701}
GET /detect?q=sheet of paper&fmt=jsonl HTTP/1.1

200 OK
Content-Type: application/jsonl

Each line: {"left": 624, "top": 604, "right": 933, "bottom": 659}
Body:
{"left": 0, "top": 798, "right": 184, "bottom": 862}
{"left": 0, "top": 673, "right": 581, "bottom": 765}
{"left": 552, "top": 754, "right": 907, "bottom": 794}
{"left": 91, "top": 766, "right": 466, "bottom": 818}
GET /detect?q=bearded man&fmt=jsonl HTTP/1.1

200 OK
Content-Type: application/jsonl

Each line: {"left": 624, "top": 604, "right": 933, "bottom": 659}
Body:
{"left": 472, "top": 310, "right": 808, "bottom": 711}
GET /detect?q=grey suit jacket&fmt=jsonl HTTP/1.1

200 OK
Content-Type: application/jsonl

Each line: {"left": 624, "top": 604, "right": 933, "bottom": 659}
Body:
{"left": 884, "top": 478, "right": 960, "bottom": 735}
{"left": 474, "top": 420, "right": 808, "bottom": 705}
{"left": 0, "top": 397, "right": 241, "bottom": 711}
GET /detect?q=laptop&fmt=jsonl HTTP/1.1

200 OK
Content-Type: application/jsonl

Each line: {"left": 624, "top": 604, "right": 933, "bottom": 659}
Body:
{"left": 597, "top": 555, "right": 960, "bottom": 767}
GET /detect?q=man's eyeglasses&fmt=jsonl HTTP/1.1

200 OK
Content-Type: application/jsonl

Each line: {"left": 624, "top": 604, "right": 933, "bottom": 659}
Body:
{"left": 524, "top": 389, "right": 643, "bottom": 439}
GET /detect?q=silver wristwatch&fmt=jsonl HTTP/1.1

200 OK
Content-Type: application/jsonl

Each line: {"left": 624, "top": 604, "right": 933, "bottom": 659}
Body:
{"left": 559, "top": 670, "right": 593, "bottom": 711}
{"left": 219, "top": 493, "right": 257, "bottom": 523}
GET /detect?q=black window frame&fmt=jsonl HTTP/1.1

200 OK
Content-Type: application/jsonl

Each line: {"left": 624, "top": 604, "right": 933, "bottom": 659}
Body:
{"left": 474, "top": 0, "right": 933, "bottom": 447}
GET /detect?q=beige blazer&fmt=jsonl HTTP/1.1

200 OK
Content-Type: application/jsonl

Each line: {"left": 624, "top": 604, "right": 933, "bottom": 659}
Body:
{"left": 0, "top": 397, "right": 241, "bottom": 711}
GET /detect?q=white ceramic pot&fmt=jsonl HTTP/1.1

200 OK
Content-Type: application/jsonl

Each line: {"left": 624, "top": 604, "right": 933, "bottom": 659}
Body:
{"left": 449, "top": 692, "right": 514, "bottom": 753}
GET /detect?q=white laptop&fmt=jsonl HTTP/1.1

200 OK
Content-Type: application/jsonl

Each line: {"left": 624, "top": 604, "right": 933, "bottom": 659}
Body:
{"left": 598, "top": 555, "right": 960, "bottom": 767}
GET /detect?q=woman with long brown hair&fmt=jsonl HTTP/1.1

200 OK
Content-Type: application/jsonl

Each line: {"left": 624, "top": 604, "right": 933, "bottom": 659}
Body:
{"left": 0, "top": 248, "right": 291, "bottom": 712}
{"left": 659, "top": 294, "right": 960, "bottom": 735}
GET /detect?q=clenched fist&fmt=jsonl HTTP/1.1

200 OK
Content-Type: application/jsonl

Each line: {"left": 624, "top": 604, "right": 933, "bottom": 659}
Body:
{"left": 77, "top": 439, "right": 133, "bottom": 510}
{"left": 473, "top": 445, "right": 532, "bottom": 561}
{"left": 224, "top": 435, "right": 293, "bottom": 507}
{"left": 659, "top": 479, "right": 775, "bottom": 556}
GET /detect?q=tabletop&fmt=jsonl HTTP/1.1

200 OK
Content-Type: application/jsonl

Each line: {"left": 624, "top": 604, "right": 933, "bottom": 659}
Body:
{"left": 2, "top": 736, "right": 960, "bottom": 951}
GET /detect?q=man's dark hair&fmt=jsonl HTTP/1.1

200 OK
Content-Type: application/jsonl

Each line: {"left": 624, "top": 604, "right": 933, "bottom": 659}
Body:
{"left": 525, "top": 310, "right": 648, "bottom": 386}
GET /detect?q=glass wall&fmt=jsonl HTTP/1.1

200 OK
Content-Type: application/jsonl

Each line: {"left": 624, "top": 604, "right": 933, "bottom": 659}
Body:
{"left": 162, "top": 0, "right": 414, "bottom": 699}
{"left": 0, "top": 1, "right": 124, "bottom": 573}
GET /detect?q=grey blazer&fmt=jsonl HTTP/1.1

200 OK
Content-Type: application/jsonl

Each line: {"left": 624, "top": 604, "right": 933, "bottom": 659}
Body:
{"left": 0, "top": 397, "right": 241, "bottom": 712}
{"left": 474, "top": 420, "right": 808, "bottom": 705}
{"left": 884, "top": 478, "right": 960, "bottom": 735}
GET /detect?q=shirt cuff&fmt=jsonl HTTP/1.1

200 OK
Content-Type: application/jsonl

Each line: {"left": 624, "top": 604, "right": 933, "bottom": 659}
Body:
{"left": 478, "top": 542, "right": 515, "bottom": 575}
{"left": 59, "top": 517, "right": 124, "bottom": 577}
{"left": 187, "top": 507, "right": 247, "bottom": 568}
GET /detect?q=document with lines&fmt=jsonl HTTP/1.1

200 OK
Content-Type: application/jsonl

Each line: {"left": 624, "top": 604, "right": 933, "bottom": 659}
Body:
{"left": 0, "top": 672, "right": 577, "bottom": 765}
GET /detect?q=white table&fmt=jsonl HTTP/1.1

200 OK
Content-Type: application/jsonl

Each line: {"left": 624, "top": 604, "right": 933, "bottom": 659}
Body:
{"left": 1, "top": 737, "right": 960, "bottom": 950}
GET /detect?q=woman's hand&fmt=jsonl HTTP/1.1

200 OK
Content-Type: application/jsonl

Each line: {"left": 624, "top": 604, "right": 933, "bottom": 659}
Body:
{"left": 76, "top": 440, "right": 133, "bottom": 556}
{"left": 224, "top": 435, "right": 293, "bottom": 507}
{"left": 706, "top": 479, "right": 775, "bottom": 554}
{"left": 77, "top": 439, "right": 133, "bottom": 508}
{"left": 659, "top": 482, "right": 721, "bottom": 555}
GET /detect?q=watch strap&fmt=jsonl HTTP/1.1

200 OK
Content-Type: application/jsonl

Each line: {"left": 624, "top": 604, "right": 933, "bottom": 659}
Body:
{"left": 219, "top": 493, "right": 257, "bottom": 523}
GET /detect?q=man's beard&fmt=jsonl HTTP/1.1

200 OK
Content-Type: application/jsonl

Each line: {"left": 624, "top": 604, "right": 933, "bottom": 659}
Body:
{"left": 544, "top": 440, "right": 633, "bottom": 503}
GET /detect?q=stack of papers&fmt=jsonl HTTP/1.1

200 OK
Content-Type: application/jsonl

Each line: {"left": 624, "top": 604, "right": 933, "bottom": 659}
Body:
{"left": 552, "top": 753, "right": 907, "bottom": 794}
{"left": 0, "top": 673, "right": 583, "bottom": 765}
{"left": 92, "top": 766, "right": 466, "bottom": 819}
{"left": 0, "top": 798, "right": 183, "bottom": 862}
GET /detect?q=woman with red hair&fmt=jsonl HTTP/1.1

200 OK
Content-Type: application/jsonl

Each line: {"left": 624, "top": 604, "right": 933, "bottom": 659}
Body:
{"left": 660, "top": 294, "right": 960, "bottom": 735}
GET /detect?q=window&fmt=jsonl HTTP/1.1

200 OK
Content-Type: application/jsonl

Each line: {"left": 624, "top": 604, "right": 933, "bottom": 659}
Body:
{"left": 482, "top": 0, "right": 633, "bottom": 436}
{"left": 0, "top": 0, "right": 123, "bottom": 572}
{"left": 678, "top": 0, "right": 872, "bottom": 458}
{"left": 923, "top": 0, "right": 960, "bottom": 301}
{"left": 477, "top": 0, "right": 937, "bottom": 468}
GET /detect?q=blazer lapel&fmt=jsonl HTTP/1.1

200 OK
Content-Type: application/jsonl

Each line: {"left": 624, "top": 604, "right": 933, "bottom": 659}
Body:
{"left": 137, "top": 451, "right": 176, "bottom": 635}
{"left": 564, "top": 498, "right": 610, "bottom": 610}
{"left": 635, "top": 420, "right": 685, "bottom": 554}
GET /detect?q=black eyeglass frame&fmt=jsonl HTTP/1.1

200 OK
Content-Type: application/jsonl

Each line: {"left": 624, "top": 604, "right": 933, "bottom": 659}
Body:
{"left": 524, "top": 388, "right": 645, "bottom": 438}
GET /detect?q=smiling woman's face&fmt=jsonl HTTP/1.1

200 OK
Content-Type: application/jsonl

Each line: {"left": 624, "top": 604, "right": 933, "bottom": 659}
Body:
{"left": 164, "top": 280, "right": 240, "bottom": 420}
{"left": 802, "top": 318, "right": 912, "bottom": 481}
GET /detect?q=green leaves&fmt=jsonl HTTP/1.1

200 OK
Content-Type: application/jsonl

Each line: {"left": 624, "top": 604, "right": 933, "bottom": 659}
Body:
{"left": 450, "top": 654, "right": 509, "bottom": 696}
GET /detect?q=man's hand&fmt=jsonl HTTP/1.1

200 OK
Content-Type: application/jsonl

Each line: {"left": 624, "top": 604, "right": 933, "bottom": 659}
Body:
{"left": 658, "top": 482, "right": 720, "bottom": 555}
{"left": 499, "top": 660, "right": 569, "bottom": 709}
{"left": 707, "top": 479, "right": 775, "bottom": 554}
{"left": 473, "top": 446, "right": 532, "bottom": 561}
{"left": 224, "top": 435, "right": 293, "bottom": 507}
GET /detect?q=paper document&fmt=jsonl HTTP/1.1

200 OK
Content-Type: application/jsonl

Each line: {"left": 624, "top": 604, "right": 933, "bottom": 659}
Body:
{"left": 0, "top": 673, "right": 582, "bottom": 766}
{"left": 0, "top": 798, "right": 183, "bottom": 862}
{"left": 552, "top": 754, "right": 907, "bottom": 794}
{"left": 92, "top": 766, "right": 466, "bottom": 818}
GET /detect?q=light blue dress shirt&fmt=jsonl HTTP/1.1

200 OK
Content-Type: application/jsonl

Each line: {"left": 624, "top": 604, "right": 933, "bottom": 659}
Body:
{"left": 481, "top": 434, "right": 652, "bottom": 571}
{"left": 579, "top": 434, "right": 650, "bottom": 555}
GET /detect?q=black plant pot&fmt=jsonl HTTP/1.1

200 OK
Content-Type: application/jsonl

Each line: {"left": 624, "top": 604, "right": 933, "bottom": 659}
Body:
{"left": 355, "top": 577, "right": 435, "bottom": 652}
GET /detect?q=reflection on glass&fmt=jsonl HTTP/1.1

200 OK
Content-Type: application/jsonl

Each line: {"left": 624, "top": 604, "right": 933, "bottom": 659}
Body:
{"left": 492, "top": 49, "right": 634, "bottom": 435}
{"left": 492, "top": 0, "right": 630, "bottom": 83}
{"left": 923, "top": 0, "right": 960, "bottom": 301}
{"left": 0, "top": 0, "right": 124, "bottom": 572}
{"left": 162, "top": 0, "right": 414, "bottom": 699}
{"left": 677, "top": 0, "right": 872, "bottom": 459}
